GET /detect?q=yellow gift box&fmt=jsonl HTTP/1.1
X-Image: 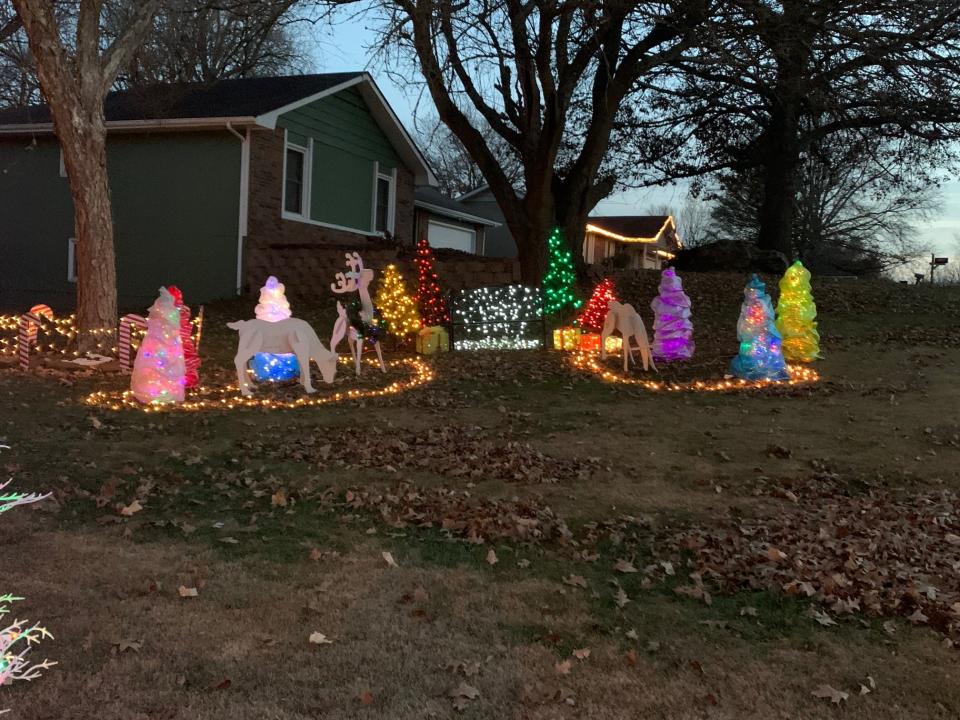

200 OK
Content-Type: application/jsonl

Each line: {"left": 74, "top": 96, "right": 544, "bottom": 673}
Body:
{"left": 417, "top": 325, "right": 450, "bottom": 354}
{"left": 552, "top": 326, "right": 581, "bottom": 351}
{"left": 579, "top": 333, "right": 622, "bottom": 353}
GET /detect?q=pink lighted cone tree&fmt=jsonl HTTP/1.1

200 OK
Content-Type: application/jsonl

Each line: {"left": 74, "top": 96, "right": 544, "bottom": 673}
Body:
{"left": 650, "top": 268, "right": 695, "bottom": 361}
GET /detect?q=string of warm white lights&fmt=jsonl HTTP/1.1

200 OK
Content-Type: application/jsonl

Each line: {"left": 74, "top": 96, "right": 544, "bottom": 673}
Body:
{"left": 452, "top": 285, "right": 544, "bottom": 350}
{"left": 0, "top": 312, "right": 202, "bottom": 359}
{"left": 569, "top": 351, "right": 820, "bottom": 392}
{"left": 84, "top": 355, "right": 434, "bottom": 411}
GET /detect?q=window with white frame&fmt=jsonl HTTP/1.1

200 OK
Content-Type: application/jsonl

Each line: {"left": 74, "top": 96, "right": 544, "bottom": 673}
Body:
{"left": 373, "top": 167, "right": 395, "bottom": 234}
{"left": 67, "top": 238, "right": 77, "bottom": 282}
{"left": 283, "top": 140, "right": 309, "bottom": 217}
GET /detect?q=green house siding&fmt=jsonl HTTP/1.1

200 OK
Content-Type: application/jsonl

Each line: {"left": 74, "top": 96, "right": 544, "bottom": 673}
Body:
{"left": 0, "top": 131, "right": 239, "bottom": 310}
{"left": 277, "top": 86, "right": 400, "bottom": 231}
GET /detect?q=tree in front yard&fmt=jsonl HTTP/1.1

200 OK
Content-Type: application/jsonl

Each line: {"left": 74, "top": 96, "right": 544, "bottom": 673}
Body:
{"left": 775, "top": 260, "right": 820, "bottom": 363}
{"left": 729, "top": 275, "right": 789, "bottom": 382}
{"left": 375, "top": 264, "right": 420, "bottom": 339}
{"left": 11, "top": 0, "right": 162, "bottom": 351}
{"left": 360, "top": 1, "right": 707, "bottom": 283}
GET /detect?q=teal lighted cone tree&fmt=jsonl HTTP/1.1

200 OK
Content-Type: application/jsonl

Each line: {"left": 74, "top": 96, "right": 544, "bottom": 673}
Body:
{"left": 542, "top": 227, "right": 582, "bottom": 315}
{"left": 775, "top": 260, "right": 821, "bottom": 362}
{"left": 730, "top": 274, "right": 790, "bottom": 381}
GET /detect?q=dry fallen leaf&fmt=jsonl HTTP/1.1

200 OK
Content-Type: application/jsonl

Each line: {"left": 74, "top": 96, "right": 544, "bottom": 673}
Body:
{"left": 614, "top": 586, "right": 630, "bottom": 608}
{"left": 449, "top": 681, "right": 480, "bottom": 711}
{"left": 308, "top": 632, "right": 333, "bottom": 645}
{"left": 271, "top": 489, "right": 287, "bottom": 507}
{"left": 562, "top": 574, "right": 588, "bottom": 589}
{"left": 177, "top": 585, "right": 198, "bottom": 598}
{"left": 119, "top": 500, "right": 143, "bottom": 517}
{"left": 554, "top": 659, "right": 572, "bottom": 675}
{"left": 382, "top": 551, "right": 399, "bottom": 568}
{"left": 812, "top": 685, "right": 849, "bottom": 705}
{"left": 614, "top": 558, "right": 638, "bottom": 574}
{"left": 358, "top": 690, "right": 375, "bottom": 706}
{"left": 486, "top": 549, "right": 498, "bottom": 566}
{"left": 572, "top": 648, "right": 591, "bottom": 661}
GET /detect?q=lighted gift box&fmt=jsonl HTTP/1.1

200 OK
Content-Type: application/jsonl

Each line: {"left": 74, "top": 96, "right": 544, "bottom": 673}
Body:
{"left": 552, "top": 326, "right": 581, "bottom": 351}
{"left": 417, "top": 325, "right": 450, "bottom": 355}
{"left": 579, "top": 333, "right": 622, "bottom": 353}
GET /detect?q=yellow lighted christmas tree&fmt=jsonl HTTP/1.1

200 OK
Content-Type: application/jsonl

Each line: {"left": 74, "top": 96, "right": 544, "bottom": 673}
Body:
{"left": 375, "top": 264, "right": 421, "bottom": 338}
{"left": 775, "top": 260, "right": 821, "bottom": 362}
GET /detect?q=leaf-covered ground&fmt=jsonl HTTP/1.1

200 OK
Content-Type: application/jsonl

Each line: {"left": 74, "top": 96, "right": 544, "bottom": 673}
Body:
{"left": 1, "top": 274, "right": 959, "bottom": 719}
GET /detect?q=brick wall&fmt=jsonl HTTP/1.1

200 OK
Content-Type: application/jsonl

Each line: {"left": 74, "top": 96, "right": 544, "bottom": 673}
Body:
{"left": 245, "top": 128, "right": 415, "bottom": 293}
{"left": 248, "top": 244, "right": 520, "bottom": 305}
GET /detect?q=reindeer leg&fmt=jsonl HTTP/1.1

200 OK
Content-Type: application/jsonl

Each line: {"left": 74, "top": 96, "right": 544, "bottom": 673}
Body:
{"left": 374, "top": 341, "right": 385, "bottom": 373}
{"left": 350, "top": 331, "right": 361, "bottom": 377}
{"left": 292, "top": 335, "right": 316, "bottom": 394}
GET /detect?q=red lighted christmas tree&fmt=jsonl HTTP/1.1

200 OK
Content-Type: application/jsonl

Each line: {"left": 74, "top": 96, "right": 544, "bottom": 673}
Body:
{"left": 577, "top": 278, "right": 619, "bottom": 332}
{"left": 414, "top": 237, "right": 450, "bottom": 327}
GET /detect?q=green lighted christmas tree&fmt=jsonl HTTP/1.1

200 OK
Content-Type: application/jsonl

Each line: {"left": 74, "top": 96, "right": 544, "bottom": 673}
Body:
{"left": 542, "top": 227, "right": 582, "bottom": 315}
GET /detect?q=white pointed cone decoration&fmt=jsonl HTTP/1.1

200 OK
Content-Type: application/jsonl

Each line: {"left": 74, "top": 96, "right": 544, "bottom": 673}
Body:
{"left": 131, "top": 287, "right": 186, "bottom": 405}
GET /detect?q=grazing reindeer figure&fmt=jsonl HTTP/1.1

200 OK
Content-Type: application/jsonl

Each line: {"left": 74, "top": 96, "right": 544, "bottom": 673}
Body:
{"left": 330, "top": 252, "right": 386, "bottom": 376}
{"left": 601, "top": 300, "right": 657, "bottom": 373}
{"left": 228, "top": 317, "right": 341, "bottom": 397}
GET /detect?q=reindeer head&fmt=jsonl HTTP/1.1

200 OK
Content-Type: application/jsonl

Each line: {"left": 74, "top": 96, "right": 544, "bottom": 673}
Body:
{"left": 330, "top": 252, "right": 374, "bottom": 295}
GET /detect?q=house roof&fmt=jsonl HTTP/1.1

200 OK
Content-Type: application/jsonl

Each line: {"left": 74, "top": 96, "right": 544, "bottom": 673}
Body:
{"left": 586, "top": 215, "right": 674, "bottom": 241}
{"left": 415, "top": 186, "right": 500, "bottom": 227}
{"left": 456, "top": 184, "right": 492, "bottom": 202}
{"left": 0, "top": 72, "right": 437, "bottom": 185}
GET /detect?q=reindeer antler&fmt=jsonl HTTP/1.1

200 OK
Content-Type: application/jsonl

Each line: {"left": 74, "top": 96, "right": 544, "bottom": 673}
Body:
{"left": 330, "top": 271, "right": 356, "bottom": 294}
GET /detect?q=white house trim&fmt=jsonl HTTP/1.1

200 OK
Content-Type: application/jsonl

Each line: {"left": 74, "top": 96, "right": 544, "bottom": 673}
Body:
{"left": 253, "top": 76, "right": 367, "bottom": 129}
{"left": 415, "top": 200, "right": 501, "bottom": 227}
{"left": 281, "top": 130, "right": 311, "bottom": 221}
{"left": 0, "top": 116, "right": 259, "bottom": 135}
{"left": 228, "top": 124, "right": 251, "bottom": 295}
{"left": 281, "top": 213, "right": 384, "bottom": 237}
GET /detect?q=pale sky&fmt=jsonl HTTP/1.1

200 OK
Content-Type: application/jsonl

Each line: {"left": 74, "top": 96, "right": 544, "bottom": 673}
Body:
{"left": 309, "top": 19, "right": 959, "bottom": 263}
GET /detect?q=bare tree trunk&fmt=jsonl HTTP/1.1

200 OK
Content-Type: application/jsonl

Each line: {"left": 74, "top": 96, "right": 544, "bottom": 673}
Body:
{"left": 64, "top": 121, "right": 118, "bottom": 339}
{"left": 757, "top": 106, "right": 800, "bottom": 258}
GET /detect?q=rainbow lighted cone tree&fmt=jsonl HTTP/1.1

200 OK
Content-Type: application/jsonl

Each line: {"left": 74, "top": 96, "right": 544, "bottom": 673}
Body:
{"left": 376, "top": 264, "right": 420, "bottom": 339}
{"left": 250, "top": 276, "right": 300, "bottom": 382}
{"left": 542, "top": 227, "right": 582, "bottom": 316}
{"left": 650, "top": 268, "right": 695, "bottom": 361}
{"left": 729, "top": 275, "right": 790, "bottom": 381}
{"left": 775, "top": 260, "right": 821, "bottom": 362}
{"left": 131, "top": 287, "right": 186, "bottom": 404}
{"left": 414, "top": 237, "right": 450, "bottom": 327}
{"left": 577, "top": 277, "right": 619, "bottom": 332}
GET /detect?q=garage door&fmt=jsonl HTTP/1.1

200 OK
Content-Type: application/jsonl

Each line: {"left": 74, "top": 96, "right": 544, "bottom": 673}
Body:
{"left": 428, "top": 221, "right": 476, "bottom": 253}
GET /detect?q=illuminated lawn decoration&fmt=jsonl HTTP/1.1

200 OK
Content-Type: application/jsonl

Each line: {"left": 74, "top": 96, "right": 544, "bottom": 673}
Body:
{"left": 650, "top": 267, "right": 695, "bottom": 362}
{"left": 330, "top": 253, "right": 386, "bottom": 376}
{"left": 251, "top": 276, "right": 300, "bottom": 382}
{"left": 414, "top": 237, "right": 450, "bottom": 327}
{"left": 130, "top": 288, "right": 185, "bottom": 405}
{"left": 167, "top": 286, "right": 201, "bottom": 388}
{"left": 570, "top": 352, "right": 819, "bottom": 392}
{"left": 1, "top": 478, "right": 55, "bottom": 711}
{"left": 542, "top": 227, "right": 582, "bottom": 315}
{"left": 376, "top": 264, "right": 420, "bottom": 339}
{"left": 452, "top": 285, "right": 544, "bottom": 350}
{"left": 730, "top": 274, "right": 790, "bottom": 381}
{"left": 601, "top": 301, "right": 656, "bottom": 372}
{"left": 578, "top": 278, "right": 619, "bottom": 332}
{"left": 552, "top": 326, "right": 581, "bottom": 350}
{"left": 776, "top": 260, "right": 821, "bottom": 362}
{"left": 85, "top": 355, "right": 433, "bottom": 412}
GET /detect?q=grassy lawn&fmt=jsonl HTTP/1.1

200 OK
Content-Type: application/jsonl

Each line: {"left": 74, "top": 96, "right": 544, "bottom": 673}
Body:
{"left": 2, "top": 273, "right": 960, "bottom": 719}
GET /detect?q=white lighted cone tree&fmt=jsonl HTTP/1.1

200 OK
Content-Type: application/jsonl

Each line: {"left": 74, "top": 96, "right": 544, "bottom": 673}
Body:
{"left": 131, "top": 288, "right": 185, "bottom": 405}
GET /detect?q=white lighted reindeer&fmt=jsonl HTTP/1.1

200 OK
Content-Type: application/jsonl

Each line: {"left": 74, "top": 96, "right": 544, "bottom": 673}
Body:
{"left": 601, "top": 300, "right": 657, "bottom": 373}
{"left": 330, "top": 252, "right": 386, "bottom": 376}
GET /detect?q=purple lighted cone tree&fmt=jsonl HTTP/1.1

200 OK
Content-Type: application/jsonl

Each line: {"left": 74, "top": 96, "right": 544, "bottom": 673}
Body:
{"left": 650, "top": 268, "right": 695, "bottom": 361}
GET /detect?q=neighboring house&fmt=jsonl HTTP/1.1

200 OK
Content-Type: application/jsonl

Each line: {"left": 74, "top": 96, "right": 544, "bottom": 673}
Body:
{"left": 456, "top": 185, "right": 517, "bottom": 257}
{"left": 0, "top": 72, "right": 436, "bottom": 309}
{"left": 457, "top": 184, "right": 681, "bottom": 269}
{"left": 584, "top": 216, "right": 681, "bottom": 270}
{"left": 414, "top": 185, "right": 500, "bottom": 254}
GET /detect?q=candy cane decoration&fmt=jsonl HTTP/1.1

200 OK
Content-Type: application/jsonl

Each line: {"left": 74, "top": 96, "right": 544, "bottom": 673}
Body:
{"left": 118, "top": 314, "right": 148, "bottom": 373}
{"left": 17, "top": 305, "right": 53, "bottom": 371}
